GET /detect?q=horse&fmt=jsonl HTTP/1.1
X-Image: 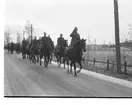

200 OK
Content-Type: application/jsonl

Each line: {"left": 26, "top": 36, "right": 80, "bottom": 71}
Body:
{"left": 7, "top": 43, "right": 11, "bottom": 53}
{"left": 55, "top": 40, "right": 68, "bottom": 67}
{"left": 39, "top": 41, "right": 51, "bottom": 67}
{"left": 21, "top": 40, "right": 29, "bottom": 59}
{"left": 65, "top": 38, "right": 86, "bottom": 76}
{"left": 9, "top": 42, "right": 14, "bottom": 54}
{"left": 30, "top": 41, "right": 40, "bottom": 63}
{"left": 26, "top": 43, "right": 31, "bottom": 60}
{"left": 14, "top": 43, "right": 21, "bottom": 54}
{"left": 49, "top": 41, "right": 54, "bottom": 63}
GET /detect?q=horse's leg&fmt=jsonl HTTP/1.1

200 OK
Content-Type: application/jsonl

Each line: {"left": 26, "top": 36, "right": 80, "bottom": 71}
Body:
{"left": 66, "top": 58, "right": 70, "bottom": 73}
{"left": 77, "top": 60, "right": 82, "bottom": 73}
{"left": 50, "top": 54, "right": 52, "bottom": 63}
{"left": 59, "top": 56, "right": 62, "bottom": 67}
{"left": 50, "top": 53, "right": 52, "bottom": 63}
{"left": 60, "top": 56, "right": 61, "bottom": 66}
{"left": 45, "top": 56, "right": 47, "bottom": 67}
{"left": 40, "top": 55, "right": 42, "bottom": 66}
{"left": 67, "top": 58, "right": 69, "bottom": 71}
{"left": 49, "top": 53, "right": 51, "bottom": 63}
{"left": 73, "top": 62, "right": 77, "bottom": 76}
{"left": 37, "top": 55, "right": 39, "bottom": 63}
{"left": 34, "top": 55, "right": 36, "bottom": 63}
{"left": 56, "top": 55, "right": 59, "bottom": 64}
{"left": 63, "top": 57, "right": 65, "bottom": 69}
{"left": 35, "top": 55, "right": 37, "bottom": 63}
{"left": 44, "top": 56, "right": 46, "bottom": 67}
{"left": 27, "top": 53, "right": 28, "bottom": 59}
{"left": 57, "top": 56, "right": 60, "bottom": 67}
{"left": 70, "top": 61, "right": 73, "bottom": 74}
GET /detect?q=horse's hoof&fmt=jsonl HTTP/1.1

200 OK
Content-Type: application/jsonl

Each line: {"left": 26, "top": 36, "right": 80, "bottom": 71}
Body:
{"left": 70, "top": 71, "right": 73, "bottom": 74}
{"left": 74, "top": 74, "right": 77, "bottom": 77}
{"left": 74, "top": 72, "right": 77, "bottom": 76}
{"left": 67, "top": 70, "right": 69, "bottom": 73}
{"left": 77, "top": 70, "right": 80, "bottom": 73}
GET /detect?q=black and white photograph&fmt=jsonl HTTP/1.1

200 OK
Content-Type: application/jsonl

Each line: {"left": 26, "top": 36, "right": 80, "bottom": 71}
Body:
{"left": 3, "top": 0, "right": 132, "bottom": 98}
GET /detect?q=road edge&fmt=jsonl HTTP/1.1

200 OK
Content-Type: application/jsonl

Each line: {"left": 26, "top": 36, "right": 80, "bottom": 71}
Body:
{"left": 51, "top": 61, "right": 132, "bottom": 89}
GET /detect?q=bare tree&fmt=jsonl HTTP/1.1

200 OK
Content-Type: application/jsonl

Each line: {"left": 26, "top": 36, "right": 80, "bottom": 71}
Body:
{"left": 16, "top": 32, "right": 21, "bottom": 44}
{"left": 4, "top": 29, "right": 11, "bottom": 45}
{"left": 24, "top": 20, "right": 33, "bottom": 42}
{"left": 128, "top": 24, "right": 132, "bottom": 41}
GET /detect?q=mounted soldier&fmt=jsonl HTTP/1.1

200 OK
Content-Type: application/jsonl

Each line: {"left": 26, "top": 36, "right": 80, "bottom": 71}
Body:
{"left": 56, "top": 34, "right": 65, "bottom": 51}
{"left": 10, "top": 41, "right": 14, "bottom": 54}
{"left": 32, "top": 36, "right": 38, "bottom": 47}
{"left": 22, "top": 38, "right": 27, "bottom": 47}
{"left": 39, "top": 32, "right": 51, "bottom": 67}
{"left": 47, "top": 35, "right": 52, "bottom": 47}
{"left": 47, "top": 35, "right": 54, "bottom": 63}
{"left": 41, "top": 32, "right": 48, "bottom": 45}
{"left": 68, "top": 27, "right": 80, "bottom": 52}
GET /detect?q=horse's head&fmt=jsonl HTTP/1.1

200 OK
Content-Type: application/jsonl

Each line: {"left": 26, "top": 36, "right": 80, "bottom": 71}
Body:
{"left": 80, "top": 38, "right": 86, "bottom": 52}
{"left": 64, "top": 39, "right": 68, "bottom": 47}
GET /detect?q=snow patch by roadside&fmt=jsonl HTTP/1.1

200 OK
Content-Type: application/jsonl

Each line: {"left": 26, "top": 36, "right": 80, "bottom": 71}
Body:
{"left": 51, "top": 61, "right": 132, "bottom": 89}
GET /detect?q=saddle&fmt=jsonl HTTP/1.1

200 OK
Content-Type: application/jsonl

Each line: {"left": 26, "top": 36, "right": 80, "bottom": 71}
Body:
{"left": 68, "top": 40, "right": 80, "bottom": 51}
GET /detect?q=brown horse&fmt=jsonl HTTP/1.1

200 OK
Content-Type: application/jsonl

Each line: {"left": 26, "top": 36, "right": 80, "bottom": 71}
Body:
{"left": 65, "top": 39, "right": 86, "bottom": 76}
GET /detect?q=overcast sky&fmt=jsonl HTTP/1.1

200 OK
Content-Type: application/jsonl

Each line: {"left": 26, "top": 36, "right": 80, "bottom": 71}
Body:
{"left": 4, "top": 0, "right": 132, "bottom": 44}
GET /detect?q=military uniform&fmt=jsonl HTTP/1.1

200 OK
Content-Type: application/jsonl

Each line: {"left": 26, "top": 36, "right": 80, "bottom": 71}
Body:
{"left": 68, "top": 28, "right": 80, "bottom": 51}
{"left": 47, "top": 36, "right": 52, "bottom": 49}
{"left": 32, "top": 38, "right": 38, "bottom": 46}
{"left": 41, "top": 36, "right": 48, "bottom": 45}
{"left": 57, "top": 37, "right": 64, "bottom": 46}
{"left": 22, "top": 39, "right": 27, "bottom": 47}
{"left": 56, "top": 36, "right": 65, "bottom": 51}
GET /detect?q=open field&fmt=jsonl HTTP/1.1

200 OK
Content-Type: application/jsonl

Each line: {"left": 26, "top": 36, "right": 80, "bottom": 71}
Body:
{"left": 83, "top": 50, "right": 132, "bottom": 64}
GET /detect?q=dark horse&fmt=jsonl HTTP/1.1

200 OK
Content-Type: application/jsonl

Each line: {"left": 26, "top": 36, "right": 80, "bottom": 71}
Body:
{"left": 10, "top": 42, "right": 15, "bottom": 54}
{"left": 21, "top": 40, "right": 28, "bottom": 59}
{"left": 55, "top": 40, "right": 68, "bottom": 67}
{"left": 49, "top": 41, "right": 54, "bottom": 63}
{"left": 30, "top": 41, "right": 40, "bottom": 63}
{"left": 65, "top": 39, "right": 86, "bottom": 76}
{"left": 40, "top": 43, "right": 51, "bottom": 67}
{"left": 15, "top": 43, "right": 21, "bottom": 54}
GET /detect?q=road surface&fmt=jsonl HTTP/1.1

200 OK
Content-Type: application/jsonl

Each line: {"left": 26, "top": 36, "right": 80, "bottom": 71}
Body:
{"left": 4, "top": 51, "right": 132, "bottom": 97}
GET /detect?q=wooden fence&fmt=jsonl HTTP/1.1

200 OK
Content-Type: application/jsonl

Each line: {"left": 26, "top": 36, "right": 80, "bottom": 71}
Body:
{"left": 82, "top": 57, "right": 132, "bottom": 75}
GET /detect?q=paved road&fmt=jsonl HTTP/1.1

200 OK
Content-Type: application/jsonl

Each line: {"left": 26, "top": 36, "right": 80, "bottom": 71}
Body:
{"left": 4, "top": 51, "right": 132, "bottom": 97}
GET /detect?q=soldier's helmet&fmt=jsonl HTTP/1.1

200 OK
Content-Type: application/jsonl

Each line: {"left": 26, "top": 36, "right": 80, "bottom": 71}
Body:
{"left": 74, "top": 27, "right": 78, "bottom": 31}
{"left": 48, "top": 35, "right": 50, "bottom": 38}
{"left": 43, "top": 32, "right": 47, "bottom": 36}
{"left": 60, "top": 34, "right": 63, "bottom": 37}
{"left": 34, "top": 36, "right": 37, "bottom": 39}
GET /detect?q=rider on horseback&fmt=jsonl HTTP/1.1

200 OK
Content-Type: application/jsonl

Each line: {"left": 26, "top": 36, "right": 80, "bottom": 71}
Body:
{"left": 47, "top": 35, "right": 53, "bottom": 49}
{"left": 32, "top": 36, "right": 37, "bottom": 44}
{"left": 57, "top": 34, "right": 65, "bottom": 46}
{"left": 41, "top": 32, "right": 48, "bottom": 45}
{"left": 22, "top": 38, "right": 26, "bottom": 47}
{"left": 68, "top": 27, "right": 80, "bottom": 51}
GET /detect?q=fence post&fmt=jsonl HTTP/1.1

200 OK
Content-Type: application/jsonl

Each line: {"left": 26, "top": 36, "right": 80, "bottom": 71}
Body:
{"left": 93, "top": 58, "right": 95, "bottom": 65}
{"left": 107, "top": 60, "right": 109, "bottom": 70}
{"left": 124, "top": 61, "right": 127, "bottom": 74}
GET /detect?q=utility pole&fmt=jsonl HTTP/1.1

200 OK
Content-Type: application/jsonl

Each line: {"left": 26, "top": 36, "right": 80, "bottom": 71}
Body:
{"left": 114, "top": 0, "right": 121, "bottom": 73}
{"left": 31, "top": 24, "right": 33, "bottom": 44}
{"left": 94, "top": 39, "right": 96, "bottom": 51}
{"left": 87, "top": 32, "right": 90, "bottom": 70}
{"left": 23, "top": 30, "right": 25, "bottom": 40}
{"left": 87, "top": 33, "right": 90, "bottom": 60}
